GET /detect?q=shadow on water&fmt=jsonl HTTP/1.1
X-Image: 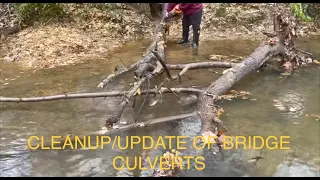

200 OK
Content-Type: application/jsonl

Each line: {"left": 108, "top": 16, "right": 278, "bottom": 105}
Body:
{"left": 0, "top": 36, "right": 319, "bottom": 177}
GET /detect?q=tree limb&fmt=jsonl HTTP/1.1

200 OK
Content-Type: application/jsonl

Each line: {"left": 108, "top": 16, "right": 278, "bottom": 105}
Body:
{"left": 197, "top": 43, "right": 282, "bottom": 134}
{"left": 151, "top": 50, "right": 172, "bottom": 80}
{"left": 0, "top": 88, "right": 203, "bottom": 103}
{"left": 156, "top": 61, "right": 238, "bottom": 91}
{"left": 93, "top": 112, "right": 197, "bottom": 136}
{"left": 166, "top": 61, "right": 237, "bottom": 70}
{"left": 97, "top": 4, "right": 168, "bottom": 89}
{"left": 107, "top": 4, "right": 169, "bottom": 124}
{"left": 97, "top": 63, "right": 137, "bottom": 89}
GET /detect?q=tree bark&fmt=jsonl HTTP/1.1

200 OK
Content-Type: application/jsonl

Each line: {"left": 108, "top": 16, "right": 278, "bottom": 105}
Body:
{"left": 197, "top": 41, "right": 284, "bottom": 133}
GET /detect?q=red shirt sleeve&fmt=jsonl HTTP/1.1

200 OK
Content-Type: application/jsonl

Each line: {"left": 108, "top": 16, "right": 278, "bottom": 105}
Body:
{"left": 167, "top": 3, "right": 178, "bottom": 13}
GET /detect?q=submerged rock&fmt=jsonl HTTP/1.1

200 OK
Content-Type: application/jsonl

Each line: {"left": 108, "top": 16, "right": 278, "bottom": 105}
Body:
{"left": 274, "top": 159, "right": 320, "bottom": 177}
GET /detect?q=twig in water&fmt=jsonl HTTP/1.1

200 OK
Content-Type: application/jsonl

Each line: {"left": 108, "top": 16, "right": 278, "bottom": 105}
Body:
{"left": 134, "top": 76, "right": 151, "bottom": 123}
{"left": 293, "top": 47, "right": 313, "bottom": 56}
{"left": 151, "top": 50, "right": 173, "bottom": 80}
{"left": 119, "top": 58, "right": 128, "bottom": 69}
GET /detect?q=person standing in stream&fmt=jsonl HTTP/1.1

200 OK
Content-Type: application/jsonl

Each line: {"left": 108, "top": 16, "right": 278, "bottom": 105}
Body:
{"left": 165, "top": 3, "right": 203, "bottom": 48}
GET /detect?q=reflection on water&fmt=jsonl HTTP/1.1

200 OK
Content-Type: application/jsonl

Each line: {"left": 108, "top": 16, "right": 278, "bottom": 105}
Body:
{"left": 0, "top": 36, "right": 320, "bottom": 177}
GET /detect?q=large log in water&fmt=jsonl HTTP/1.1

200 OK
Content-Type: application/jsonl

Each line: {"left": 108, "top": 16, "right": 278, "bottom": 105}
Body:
{"left": 197, "top": 40, "right": 284, "bottom": 133}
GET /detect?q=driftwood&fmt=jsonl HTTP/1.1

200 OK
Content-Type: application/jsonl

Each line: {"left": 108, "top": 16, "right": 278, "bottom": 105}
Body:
{"left": 0, "top": 88, "right": 203, "bottom": 102}
{"left": 197, "top": 43, "right": 281, "bottom": 133}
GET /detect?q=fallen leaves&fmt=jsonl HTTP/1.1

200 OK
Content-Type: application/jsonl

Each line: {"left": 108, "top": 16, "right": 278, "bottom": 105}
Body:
{"left": 209, "top": 54, "right": 230, "bottom": 61}
{"left": 216, "top": 90, "right": 252, "bottom": 101}
{"left": 306, "top": 114, "right": 320, "bottom": 121}
{"left": 149, "top": 100, "right": 157, "bottom": 107}
{"left": 201, "top": 129, "right": 226, "bottom": 148}
{"left": 138, "top": 123, "right": 146, "bottom": 127}
{"left": 153, "top": 149, "right": 182, "bottom": 177}
{"left": 1, "top": 4, "right": 155, "bottom": 70}
{"left": 202, "top": 131, "right": 217, "bottom": 144}
{"left": 136, "top": 88, "right": 141, "bottom": 96}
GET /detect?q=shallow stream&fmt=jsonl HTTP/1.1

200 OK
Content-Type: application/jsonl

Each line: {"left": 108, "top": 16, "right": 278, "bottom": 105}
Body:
{"left": 0, "top": 36, "right": 319, "bottom": 177}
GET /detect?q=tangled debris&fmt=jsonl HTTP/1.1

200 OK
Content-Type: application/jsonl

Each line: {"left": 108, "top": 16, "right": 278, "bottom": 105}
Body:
{"left": 0, "top": 3, "right": 20, "bottom": 36}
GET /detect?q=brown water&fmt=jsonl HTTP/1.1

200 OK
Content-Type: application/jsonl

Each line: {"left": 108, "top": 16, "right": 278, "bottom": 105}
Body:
{"left": 0, "top": 36, "right": 319, "bottom": 177}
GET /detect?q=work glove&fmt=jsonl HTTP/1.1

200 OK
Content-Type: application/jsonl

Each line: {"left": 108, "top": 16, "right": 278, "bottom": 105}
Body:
{"left": 165, "top": 12, "right": 169, "bottom": 18}
{"left": 165, "top": 4, "right": 182, "bottom": 19}
{"left": 173, "top": 4, "right": 182, "bottom": 14}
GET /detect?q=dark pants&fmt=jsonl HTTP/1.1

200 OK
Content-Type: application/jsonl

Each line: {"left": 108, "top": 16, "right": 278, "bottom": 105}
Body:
{"left": 182, "top": 9, "right": 203, "bottom": 45}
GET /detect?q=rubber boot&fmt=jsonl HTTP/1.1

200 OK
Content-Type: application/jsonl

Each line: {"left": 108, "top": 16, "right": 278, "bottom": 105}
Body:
{"left": 176, "top": 25, "right": 189, "bottom": 44}
{"left": 192, "top": 27, "right": 200, "bottom": 48}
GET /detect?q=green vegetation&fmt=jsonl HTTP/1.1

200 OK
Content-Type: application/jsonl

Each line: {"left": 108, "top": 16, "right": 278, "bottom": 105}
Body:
{"left": 11, "top": 3, "right": 125, "bottom": 26}
{"left": 289, "top": 3, "right": 312, "bottom": 22}
{"left": 12, "top": 3, "right": 67, "bottom": 25}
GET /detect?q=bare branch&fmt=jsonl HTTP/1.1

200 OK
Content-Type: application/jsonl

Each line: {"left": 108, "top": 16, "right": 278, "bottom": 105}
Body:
{"left": 97, "top": 4, "right": 168, "bottom": 89}
{"left": 151, "top": 50, "right": 172, "bottom": 80}
{"left": 0, "top": 88, "right": 203, "bottom": 103}
{"left": 28, "top": 112, "right": 197, "bottom": 150}
{"left": 119, "top": 58, "right": 128, "bottom": 68}
{"left": 155, "top": 61, "right": 237, "bottom": 92}
{"left": 97, "top": 65, "right": 135, "bottom": 89}
{"left": 293, "top": 47, "right": 313, "bottom": 56}
{"left": 92, "top": 112, "right": 197, "bottom": 136}
{"left": 166, "top": 61, "right": 237, "bottom": 70}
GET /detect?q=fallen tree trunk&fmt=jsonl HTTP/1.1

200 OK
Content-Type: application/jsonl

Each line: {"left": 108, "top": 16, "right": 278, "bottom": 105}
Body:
{"left": 195, "top": 6, "right": 310, "bottom": 135}
{"left": 197, "top": 42, "right": 283, "bottom": 133}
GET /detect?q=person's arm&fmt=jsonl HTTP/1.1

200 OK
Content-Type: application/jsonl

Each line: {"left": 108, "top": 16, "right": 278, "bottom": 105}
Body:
{"left": 167, "top": 3, "right": 178, "bottom": 13}
{"left": 165, "top": 3, "right": 181, "bottom": 19}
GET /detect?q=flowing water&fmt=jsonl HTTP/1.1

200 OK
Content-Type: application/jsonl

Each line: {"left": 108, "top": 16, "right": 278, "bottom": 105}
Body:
{"left": 0, "top": 36, "right": 319, "bottom": 177}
